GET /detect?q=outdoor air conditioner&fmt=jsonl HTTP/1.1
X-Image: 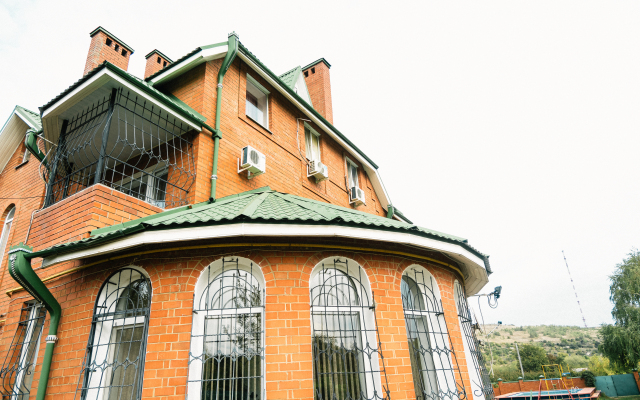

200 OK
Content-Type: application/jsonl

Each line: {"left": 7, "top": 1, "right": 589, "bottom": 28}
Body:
{"left": 238, "top": 146, "right": 266, "bottom": 178}
{"left": 307, "top": 160, "right": 329, "bottom": 182}
{"left": 349, "top": 187, "right": 365, "bottom": 206}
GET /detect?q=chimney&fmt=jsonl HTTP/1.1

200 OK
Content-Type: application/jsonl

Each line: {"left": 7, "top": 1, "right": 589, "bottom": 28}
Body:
{"left": 302, "top": 58, "right": 333, "bottom": 124}
{"left": 84, "top": 26, "right": 134, "bottom": 76}
{"left": 144, "top": 50, "right": 172, "bottom": 79}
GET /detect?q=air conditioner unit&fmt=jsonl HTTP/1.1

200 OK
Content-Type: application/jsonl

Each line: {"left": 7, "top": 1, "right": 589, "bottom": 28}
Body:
{"left": 307, "top": 160, "right": 329, "bottom": 182}
{"left": 349, "top": 187, "right": 365, "bottom": 206}
{"left": 238, "top": 146, "right": 266, "bottom": 178}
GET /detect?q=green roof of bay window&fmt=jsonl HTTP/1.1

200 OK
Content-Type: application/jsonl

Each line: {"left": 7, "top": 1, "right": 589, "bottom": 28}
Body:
{"left": 35, "top": 187, "right": 490, "bottom": 273}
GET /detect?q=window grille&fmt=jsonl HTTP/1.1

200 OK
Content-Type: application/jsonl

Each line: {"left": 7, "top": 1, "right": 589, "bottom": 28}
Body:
{"left": 0, "top": 302, "right": 46, "bottom": 400}
{"left": 454, "top": 282, "right": 493, "bottom": 400}
{"left": 188, "top": 258, "right": 264, "bottom": 400}
{"left": 76, "top": 268, "right": 151, "bottom": 400}
{"left": 309, "top": 258, "right": 390, "bottom": 400}
{"left": 44, "top": 88, "right": 196, "bottom": 208}
{"left": 401, "top": 268, "right": 466, "bottom": 400}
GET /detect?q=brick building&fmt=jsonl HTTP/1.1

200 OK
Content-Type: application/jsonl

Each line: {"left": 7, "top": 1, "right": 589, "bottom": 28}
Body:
{"left": 0, "top": 27, "right": 495, "bottom": 400}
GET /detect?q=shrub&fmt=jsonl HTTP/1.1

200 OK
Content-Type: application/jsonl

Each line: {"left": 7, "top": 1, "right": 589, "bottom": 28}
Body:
{"left": 581, "top": 370, "right": 596, "bottom": 387}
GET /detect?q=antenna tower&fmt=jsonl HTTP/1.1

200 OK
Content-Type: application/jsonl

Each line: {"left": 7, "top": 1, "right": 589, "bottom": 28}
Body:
{"left": 562, "top": 251, "right": 587, "bottom": 328}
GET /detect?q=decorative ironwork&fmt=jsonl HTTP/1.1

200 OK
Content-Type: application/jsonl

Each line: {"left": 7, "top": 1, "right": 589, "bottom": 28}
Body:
{"left": 188, "top": 258, "right": 264, "bottom": 400}
{"left": 454, "top": 282, "right": 493, "bottom": 400}
{"left": 309, "top": 258, "right": 390, "bottom": 400}
{"left": 0, "top": 302, "right": 46, "bottom": 400}
{"left": 44, "top": 88, "right": 196, "bottom": 208}
{"left": 76, "top": 268, "right": 151, "bottom": 400}
{"left": 401, "top": 269, "right": 466, "bottom": 400}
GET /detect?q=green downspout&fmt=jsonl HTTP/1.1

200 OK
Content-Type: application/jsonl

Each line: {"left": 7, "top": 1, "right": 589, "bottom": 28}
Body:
{"left": 25, "top": 129, "right": 47, "bottom": 166}
{"left": 210, "top": 32, "right": 239, "bottom": 202}
{"left": 8, "top": 243, "right": 61, "bottom": 400}
{"left": 386, "top": 205, "right": 395, "bottom": 219}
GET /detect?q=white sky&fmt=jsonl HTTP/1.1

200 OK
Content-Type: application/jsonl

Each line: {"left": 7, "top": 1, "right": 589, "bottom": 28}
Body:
{"left": 2, "top": 0, "right": 638, "bottom": 327}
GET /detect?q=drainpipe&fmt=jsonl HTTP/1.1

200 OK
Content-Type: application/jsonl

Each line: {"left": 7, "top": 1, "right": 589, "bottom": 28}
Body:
{"left": 386, "top": 205, "right": 395, "bottom": 219}
{"left": 24, "top": 130, "right": 47, "bottom": 166}
{"left": 210, "top": 32, "right": 239, "bottom": 202}
{"left": 8, "top": 243, "right": 61, "bottom": 400}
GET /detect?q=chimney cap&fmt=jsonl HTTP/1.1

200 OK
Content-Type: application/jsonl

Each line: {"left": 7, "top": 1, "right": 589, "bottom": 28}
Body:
{"left": 302, "top": 58, "right": 331, "bottom": 71}
{"left": 144, "top": 49, "right": 173, "bottom": 63}
{"left": 89, "top": 26, "right": 135, "bottom": 54}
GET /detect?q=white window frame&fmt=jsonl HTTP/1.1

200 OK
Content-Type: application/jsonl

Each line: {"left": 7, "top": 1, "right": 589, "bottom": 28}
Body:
{"left": 187, "top": 257, "right": 266, "bottom": 400}
{"left": 309, "top": 258, "right": 383, "bottom": 400}
{"left": 346, "top": 158, "right": 359, "bottom": 189}
{"left": 246, "top": 74, "right": 270, "bottom": 129}
{"left": 304, "top": 123, "right": 321, "bottom": 163}
{"left": 113, "top": 166, "right": 169, "bottom": 209}
{"left": 13, "top": 302, "right": 44, "bottom": 399}
{"left": 83, "top": 267, "right": 151, "bottom": 400}
{"left": 0, "top": 207, "right": 15, "bottom": 268}
{"left": 22, "top": 148, "right": 31, "bottom": 163}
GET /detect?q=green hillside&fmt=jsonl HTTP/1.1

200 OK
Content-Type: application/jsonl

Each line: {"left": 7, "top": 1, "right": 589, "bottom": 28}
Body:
{"left": 476, "top": 325, "right": 600, "bottom": 382}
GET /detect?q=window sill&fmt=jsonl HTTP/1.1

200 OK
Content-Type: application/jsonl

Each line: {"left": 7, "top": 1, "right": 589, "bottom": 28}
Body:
{"left": 15, "top": 160, "right": 29, "bottom": 170}
{"left": 245, "top": 114, "right": 274, "bottom": 135}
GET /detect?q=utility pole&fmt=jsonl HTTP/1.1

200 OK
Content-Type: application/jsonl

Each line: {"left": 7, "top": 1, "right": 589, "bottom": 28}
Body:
{"left": 515, "top": 343, "right": 525, "bottom": 378}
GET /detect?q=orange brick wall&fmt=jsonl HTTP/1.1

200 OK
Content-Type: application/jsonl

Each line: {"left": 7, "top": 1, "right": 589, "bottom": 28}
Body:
{"left": 158, "top": 58, "right": 385, "bottom": 215}
{"left": 0, "top": 245, "right": 478, "bottom": 400}
{"left": 84, "top": 30, "right": 131, "bottom": 75}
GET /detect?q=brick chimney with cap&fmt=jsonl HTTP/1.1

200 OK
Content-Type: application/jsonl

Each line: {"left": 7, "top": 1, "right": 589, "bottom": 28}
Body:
{"left": 144, "top": 50, "right": 172, "bottom": 79}
{"left": 302, "top": 58, "right": 333, "bottom": 124}
{"left": 83, "top": 26, "right": 134, "bottom": 76}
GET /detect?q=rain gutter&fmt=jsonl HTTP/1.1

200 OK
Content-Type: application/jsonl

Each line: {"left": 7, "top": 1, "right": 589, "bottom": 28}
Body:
{"left": 8, "top": 243, "right": 61, "bottom": 400}
{"left": 25, "top": 129, "right": 47, "bottom": 166}
{"left": 210, "top": 32, "right": 239, "bottom": 202}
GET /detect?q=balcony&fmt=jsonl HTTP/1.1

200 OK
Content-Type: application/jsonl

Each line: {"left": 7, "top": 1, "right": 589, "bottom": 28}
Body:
{"left": 42, "top": 88, "right": 196, "bottom": 209}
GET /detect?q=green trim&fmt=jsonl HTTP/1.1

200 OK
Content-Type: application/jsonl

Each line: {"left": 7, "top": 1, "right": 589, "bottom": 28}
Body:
{"left": 89, "top": 26, "right": 135, "bottom": 53}
{"left": 8, "top": 243, "right": 61, "bottom": 400}
{"left": 144, "top": 49, "right": 173, "bottom": 62}
{"left": 393, "top": 207, "right": 413, "bottom": 224}
{"left": 302, "top": 58, "right": 331, "bottom": 71}
{"left": 238, "top": 43, "right": 378, "bottom": 169}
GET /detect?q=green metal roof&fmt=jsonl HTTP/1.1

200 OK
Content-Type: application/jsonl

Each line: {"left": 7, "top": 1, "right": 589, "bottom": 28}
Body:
{"left": 89, "top": 26, "right": 135, "bottom": 53}
{"left": 39, "top": 62, "right": 211, "bottom": 132}
{"left": 144, "top": 49, "right": 173, "bottom": 63}
{"left": 14, "top": 106, "right": 41, "bottom": 130}
{"left": 279, "top": 66, "right": 302, "bottom": 90}
{"left": 35, "top": 187, "right": 490, "bottom": 273}
{"left": 302, "top": 58, "right": 331, "bottom": 71}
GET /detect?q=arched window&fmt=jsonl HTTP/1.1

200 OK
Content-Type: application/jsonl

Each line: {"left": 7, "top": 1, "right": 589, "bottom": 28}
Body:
{"left": 0, "top": 207, "right": 16, "bottom": 267}
{"left": 401, "top": 266, "right": 465, "bottom": 400}
{"left": 77, "top": 268, "right": 151, "bottom": 400}
{"left": 187, "top": 257, "right": 264, "bottom": 400}
{"left": 309, "top": 257, "right": 390, "bottom": 400}
{"left": 454, "top": 281, "right": 493, "bottom": 400}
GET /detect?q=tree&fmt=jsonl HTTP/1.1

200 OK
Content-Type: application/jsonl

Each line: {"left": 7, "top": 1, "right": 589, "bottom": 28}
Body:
{"left": 599, "top": 249, "right": 640, "bottom": 370}
{"left": 588, "top": 355, "right": 611, "bottom": 376}
{"left": 516, "top": 344, "right": 549, "bottom": 371}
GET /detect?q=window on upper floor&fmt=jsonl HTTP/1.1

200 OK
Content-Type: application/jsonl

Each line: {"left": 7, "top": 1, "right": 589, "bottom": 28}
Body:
{"left": 246, "top": 75, "right": 269, "bottom": 129}
{"left": 347, "top": 158, "right": 359, "bottom": 190}
{"left": 305, "top": 126, "right": 321, "bottom": 163}
{"left": 0, "top": 206, "right": 15, "bottom": 268}
{"left": 115, "top": 166, "right": 169, "bottom": 209}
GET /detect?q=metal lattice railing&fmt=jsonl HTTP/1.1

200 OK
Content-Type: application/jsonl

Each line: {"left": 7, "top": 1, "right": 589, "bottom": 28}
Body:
{"left": 76, "top": 268, "right": 151, "bottom": 400}
{"left": 44, "top": 88, "right": 196, "bottom": 208}
{"left": 454, "top": 282, "right": 493, "bottom": 400}
{"left": 309, "top": 258, "right": 390, "bottom": 400}
{"left": 401, "top": 269, "right": 466, "bottom": 400}
{"left": 188, "top": 258, "right": 264, "bottom": 400}
{"left": 0, "top": 302, "right": 46, "bottom": 400}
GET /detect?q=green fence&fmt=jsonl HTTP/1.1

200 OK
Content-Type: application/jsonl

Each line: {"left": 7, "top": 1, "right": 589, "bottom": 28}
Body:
{"left": 595, "top": 374, "right": 640, "bottom": 397}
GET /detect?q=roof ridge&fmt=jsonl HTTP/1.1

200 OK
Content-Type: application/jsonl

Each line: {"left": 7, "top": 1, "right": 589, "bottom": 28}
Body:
{"left": 279, "top": 65, "right": 301, "bottom": 77}
{"left": 272, "top": 192, "right": 337, "bottom": 221}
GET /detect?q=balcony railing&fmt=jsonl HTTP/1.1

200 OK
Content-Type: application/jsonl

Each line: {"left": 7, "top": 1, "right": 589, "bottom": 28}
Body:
{"left": 43, "top": 89, "right": 196, "bottom": 208}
